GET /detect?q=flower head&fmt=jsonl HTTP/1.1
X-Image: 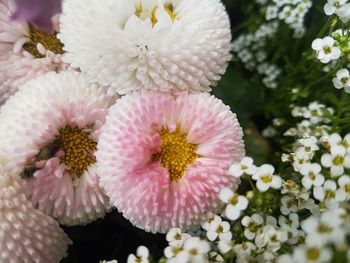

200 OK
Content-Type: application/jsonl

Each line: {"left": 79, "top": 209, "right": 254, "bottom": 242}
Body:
{"left": 332, "top": 68, "right": 350, "bottom": 93}
{"left": 96, "top": 91, "right": 244, "bottom": 233}
{"left": 0, "top": 167, "right": 71, "bottom": 262}
{"left": 59, "top": 0, "right": 232, "bottom": 95}
{"left": 127, "top": 246, "right": 150, "bottom": 263}
{"left": 219, "top": 187, "right": 248, "bottom": 220}
{"left": 0, "top": 72, "right": 115, "bottom": 225}
{"left": 252, "top": 164, "right": 282, "bottom": 192}
{"left": 206, "top": 215, "right": 232, "bottom": 241}
{"left": 311, "top": 36, "right": 341, "bottom": 64}
{"left": 0, "top": 0, "right": 70, "bottom": 105}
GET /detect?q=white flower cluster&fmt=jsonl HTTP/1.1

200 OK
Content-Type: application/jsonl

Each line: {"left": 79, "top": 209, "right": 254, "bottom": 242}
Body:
{"left": 265, "top": 0, "right": 312, "bottom": 38}
{"left": 163, "top": 228, "right": 211, "bottom": 263}
{"left": 232, "top": 22, "right": 282, "bottom": 89}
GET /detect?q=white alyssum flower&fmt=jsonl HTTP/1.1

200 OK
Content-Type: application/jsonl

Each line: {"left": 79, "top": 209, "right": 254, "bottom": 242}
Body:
{"left": 311, "top": 36, "right": 341, "bottom": 64}
{"left": 127, "top": 246, "right": 150, "bottom": 263}
{"left": 313, "top": 180, "right": 346, "bottom": 204}
{"left": 327, "top": 133, "right": 350, "bottom": 152}
{"left": 241, "top": 214, "right": 264, "bottom": 240}
{"left": 228, "top": 156, "right": 257, "bottom": 177}
{"left": 301, "top": 211, "right": 345, "bottom": 246}
{"left": 303, "top": 102, "right": 333, "bottom": 124}
{"left": 59, "top": 0, "right": 232, "bottom": 95}
{"left": 332, "top": 68, "right": 350, "bottom": 93}
{"left": 233, "top": 242, "right": 256, "bottom": 261}
{"left": 337, "top": 3, "right": 350, "bottom": 22}
{"left": 252, "top": 164, "right": 282, "bottom": 192}
{"left": 217, "top": 239, "right": 234, "bottom": 254}
{"left": 324, "top": 0, "right": 348, "bottom": 15}
{"left": 166, "top": 228, "right": 191, "bottom": 247}
{"left": 255, "top": 225, "right": 288, "bottom": 251}
{"left": 219, "top": 188, "right": 248, "bottom": 221}
{"left": 174, "top": 237, "right": 210, "bottom": 263}
{"left": 293, "top": 245, "right": 332, "bottom": 263}
{"left": 338, "top": 175, "right": 350, "bottom": 199}
{"left": 280, "top": 195, "right": 298, "bottom": 215}
{"left": 206, "top": 215, "right": 232, "bottom": 241}
{"left": 321, "top": 145, "right": 350, "bottom": 176}
{"left": 300, "top": 163, "right": 325, "bottom": 189}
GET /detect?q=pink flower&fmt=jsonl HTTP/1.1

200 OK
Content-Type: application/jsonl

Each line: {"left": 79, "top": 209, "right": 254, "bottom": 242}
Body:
{"left": 0, "top": 167, "right": 71, "bottom": 262}
{"left": 96, "top": 91, "right": 245, "bottom": 233}
{"left": 0, "top": 72, "right": 116, "bottom": 225}
{"left": 0, "top": 0, "right": 69, "bottom": 105}
{"left": 12, "top": 0, "right": 61, "bottom": 32}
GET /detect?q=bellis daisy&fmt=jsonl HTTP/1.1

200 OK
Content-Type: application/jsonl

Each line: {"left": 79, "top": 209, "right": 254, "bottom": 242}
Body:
{"left": 0, "top": 72, "right": 115, "bottom": 225}
{"left": 96, "top": 90, "right": 244, "bottom": 233}
{"left": 59, "top": 0, "right": 232, "bottom": 95}
{"left": 0, "top": 168, "right": 71, "bottom": 263}
{"left": 0, "top": 0, "right": 69, "bottom": 105}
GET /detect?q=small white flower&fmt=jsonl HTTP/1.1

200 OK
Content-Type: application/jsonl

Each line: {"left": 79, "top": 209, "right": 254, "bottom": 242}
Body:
{"left": 332, "top": 68, "right": 350, "bottom": 92}
{"left": 255, "top": 225, "right": 288, "bottom": 251}
{"left": 279, "top": 213, "right": 299, "bottom": 230}
{"left": 338, "top": 175, "right": 350, "bottom": 199}
{"left": 300, "top": 163, "right": 325, "bottom": 189}
{"left": 174, "top": 237, "right": 210, "bottom": 263}
{"left": 201, "top": 214, "right": 216, "bottom": 231}
{"left": 313, "top": 180, "right": 346, "bottom": 204}
{"left": 293, "top": 245, "right": 332, "bottom": 263}
{"left": 127, "top": 246, "right": 150, "bottom": 263}
{"left": 327, "top": 133, "right": 350, "bottom": 152}
{"left": 324, "top": 0, "right": 347, "bottom": 15}
{"left": 206, "top": 216, "right": 232, "bottom": 241}
{"left": 338, "top": 3, "right": 350, "bottom": 22}
{"left": 298, "top": 136, "right": 319, "bottom": 153}
{"left": 219, "top": 188, "right": 248, "bottom": 221}
{"left": 166, "top": 228, "right": 190, "bottom": 247}
{"left": 164, "top": 245, "right": 183, "bottom": 259}
{"left": 321, "top": 145, "right": 350, "bottom": 176}
{"left": 228, "top": 157, "right": 257, "bottom": 177}
{"left": 301, "top": 212, "right": 345, "bottom": 245}
{"left": 252, "top": 164, "right": 282, "bottom": 192}
{"left": 241, "top": 214, "right": 264, "bottom": 240}
{"left": 217, "top": 240, "right": 234, "bottom": 254}
{"left": 232, "top": 242, "right": 256, "bottom": 259}
{"left": 280, "top": 195, "right": 298, "bottom": 215}
{"left": 266, "top": 6, "right": 279, "bottom": 20}
{"left": 312, "top": 36, "right": 341, "bottom": 64}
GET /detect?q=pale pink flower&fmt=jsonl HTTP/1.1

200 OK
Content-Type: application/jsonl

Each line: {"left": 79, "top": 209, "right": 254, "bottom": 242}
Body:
{"left": 97, "top": 91, "right": 245, "bottom": 233}
{"left": 0, "top": 166, "right": 71, "bottom": 262}
{"left": 0, "top": 0, "right": 70, "bottom": 105}
{"left": 0, "top": 72, "right": 116, "bottom": 225}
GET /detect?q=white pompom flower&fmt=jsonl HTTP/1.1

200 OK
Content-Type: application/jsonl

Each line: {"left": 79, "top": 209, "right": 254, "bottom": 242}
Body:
{"left": 0, "top": 168, "right": 71, "bottom": 263}
{"left": 0, "top": 72, "right": 116, "bottom": 225}
{"left": 59, "top": 0, "right": 232, "bottom": 95}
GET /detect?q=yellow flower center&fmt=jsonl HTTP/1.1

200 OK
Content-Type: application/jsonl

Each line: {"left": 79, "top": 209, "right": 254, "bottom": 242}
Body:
{"left": 153, "top": 127, "right": 199, "bottom": 182}
{"left": 306, "top": 247, "right": 321, "bottom": 260}
{"left": 135, "top": 2, "right": 176, "bottom": 27}
{"left": 261, "top": 175, "right": 272, "bottom": 184}
{"left": 229, "top": 193, "right": 239, "bottom": 205}
{"left": 57, "top": 126, "right": 97, "bottom": 177}
{"left": 23, "top": 24, "right": 64, "bottom": 58}
{"left": 325, "top": 189, "right": 336, "bottom": 199}
{"left": 317, "top": 223, "right": 332, "bottom": 233}
{"left": 333, "top": 155, "right": 344, "bottom": 165}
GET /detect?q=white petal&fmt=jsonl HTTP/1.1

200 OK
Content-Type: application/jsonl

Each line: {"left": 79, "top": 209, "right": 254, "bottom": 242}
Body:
{"left": 225, "top": 205, "right": 241, "bottom": 220}
{"left": 219, "top": 188, "right": 233, "bottom": 203}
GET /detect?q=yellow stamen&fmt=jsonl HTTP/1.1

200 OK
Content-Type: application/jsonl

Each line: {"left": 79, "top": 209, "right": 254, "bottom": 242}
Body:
{"left": 23, "top": 24, "right": 64, "bottom": 58}
{"left": 153, "top": 127, "right": 199, "bottom": 182}
{"left": 57, "top": 126, "right": 97, "bottom": 177}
